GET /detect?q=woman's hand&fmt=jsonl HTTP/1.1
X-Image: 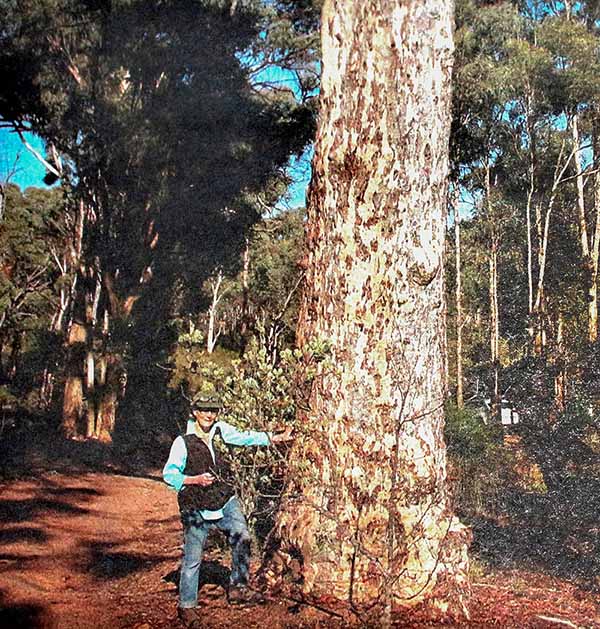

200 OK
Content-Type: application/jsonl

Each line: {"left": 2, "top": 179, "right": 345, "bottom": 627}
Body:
{"left": 184, "top": 472, "right": 214, "bottom": 487}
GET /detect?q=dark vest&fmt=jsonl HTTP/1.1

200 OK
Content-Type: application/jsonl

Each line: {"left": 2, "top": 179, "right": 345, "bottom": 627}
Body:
{"left": 177, "top": 429, "right": 235, "bottom": 514}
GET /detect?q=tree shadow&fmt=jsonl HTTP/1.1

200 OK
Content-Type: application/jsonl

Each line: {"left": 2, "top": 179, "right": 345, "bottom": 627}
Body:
{"left": 0, "top": 589, "right": 51, "bottom": 629}
{"left": 0, "top": 477, "right": 100, "bottom": 527}
{"left": 0, "top": 476, "right": 100, "bottom": 577}
{"left": 0, "top": 428, "right": 166, "bottom": 483}
{"left": 82, "top": 540, "right": 174, "bottom": 581}
{"left": 0, "top": 499, "right": 89, "bottom": 525}
{"left": 468, "top": 476, "right": 600, "bottom": 589}
{"left": 163, "top": 559, "right": 231, "bottom": 593}
{"left": 0, "top": 527, "right": 48, "bottom": 545}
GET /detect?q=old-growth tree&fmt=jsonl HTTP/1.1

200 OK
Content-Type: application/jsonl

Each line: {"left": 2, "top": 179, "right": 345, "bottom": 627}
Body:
{"left": 264, "top": 0, "right": 470, "bottom": 620}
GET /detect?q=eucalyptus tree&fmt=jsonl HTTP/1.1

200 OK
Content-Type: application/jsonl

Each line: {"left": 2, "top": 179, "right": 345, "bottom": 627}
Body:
{"left": 0, "top": 0, "right": 316, "bottom": 440}
{"left": 451, "top": 0, "right": 523, "bottom": 407}
{"left": 450, "top": 0, "right": 600, "bottom": 399}
{"left": 0, "top": 185, "right": 68, "bottom": 387}
{"left": 264, "top": 0, "right": 470, "bottom": 622}
{"left": 449, "top": 0, "right": 600, "bottom": 493}
{"left": 537, "top": 3, "right": 600, "bottom": 344}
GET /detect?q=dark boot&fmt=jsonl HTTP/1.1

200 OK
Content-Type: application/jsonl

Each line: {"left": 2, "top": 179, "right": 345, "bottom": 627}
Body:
{"left": 178, "top": 607, "right": 202, "bottom": 627}
{"left": 227, "top": 585, "right": 266, "bottom": 606}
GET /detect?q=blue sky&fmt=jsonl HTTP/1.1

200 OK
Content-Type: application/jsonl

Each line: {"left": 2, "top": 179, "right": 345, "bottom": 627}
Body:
{"left": 0, "top": 124, "right": 312, "bottom": 208}
{"left": 0, "top": 127, "right": 52, "bottom": 189}
{"left": 1, "top": 49, "right": 316, "bottom": 207}
{"left": 0, "top": 122, "right": 313, "bottom": 208}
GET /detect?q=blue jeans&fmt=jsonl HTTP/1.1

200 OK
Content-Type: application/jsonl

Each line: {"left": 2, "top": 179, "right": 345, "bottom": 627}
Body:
{"left": 179, "top": 496, "right": 251, "bottom": 609}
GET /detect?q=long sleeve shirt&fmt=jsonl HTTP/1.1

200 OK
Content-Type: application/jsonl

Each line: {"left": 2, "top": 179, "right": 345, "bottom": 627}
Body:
{"left": 163, "top": 419, "right": 271, "bottom": 520}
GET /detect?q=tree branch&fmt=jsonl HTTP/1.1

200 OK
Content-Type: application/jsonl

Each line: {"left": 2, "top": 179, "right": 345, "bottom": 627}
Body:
{"left": 13, "top": 127, "right": 62, "bottom": 178}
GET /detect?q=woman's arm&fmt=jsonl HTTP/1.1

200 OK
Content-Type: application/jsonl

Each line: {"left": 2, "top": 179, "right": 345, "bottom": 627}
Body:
{"left": 217, "top": 421, "right": 294, "bottom": 447}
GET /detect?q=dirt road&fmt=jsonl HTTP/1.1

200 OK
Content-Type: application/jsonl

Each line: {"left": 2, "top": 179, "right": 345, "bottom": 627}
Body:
{"left": 0, "top": 470, "right": 185, "bottom": 628}
{"left": 1, "top": 469, "right": 598, "bottom": 628}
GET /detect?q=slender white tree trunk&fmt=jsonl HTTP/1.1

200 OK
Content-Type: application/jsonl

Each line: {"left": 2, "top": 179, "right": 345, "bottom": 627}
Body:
{"left": 452, "top": 192, "right": 464, "bottom": 408}
{"left": 207, "top": 269, "right": 224, "bottom": 354}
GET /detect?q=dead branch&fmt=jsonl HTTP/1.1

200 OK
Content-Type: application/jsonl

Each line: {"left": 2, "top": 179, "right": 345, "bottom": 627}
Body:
{"left": 535, "top": 615, "right": 580, "bottom": 628}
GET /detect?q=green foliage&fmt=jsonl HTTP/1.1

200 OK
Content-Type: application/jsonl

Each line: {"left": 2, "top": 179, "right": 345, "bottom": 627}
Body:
{"left": 245, "top": 208, "right": 305, "bottom": 352}
{"left": 445, "top": 402, "right": 501, "bottom": 461}
{"left": 0, "top": 185, "right": 69, "bottom": 391}
{"left": 177, "top": 322, "right": 205, "bottom": 348}
{"left": 168, "top": 341, "right": 237, "bottom": 403}
{"left": 221, "top": 338, "right": 299, "bottom": 431}
{"left": 0, "top": 0, "right": 317, "bottom": 441}
{"left": 185, "top": 337, "right": 297, "bottom": 543}
{"left": 445, "top": 402, "right": 513, "bottom": 517}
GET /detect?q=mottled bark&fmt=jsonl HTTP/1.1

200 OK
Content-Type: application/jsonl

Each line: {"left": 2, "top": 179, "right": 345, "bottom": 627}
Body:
{"left": 264, "top": 0, "right": 470, "bottom": 620}
{"left": 62, "top": 320, "right": 87, "bottom": 438}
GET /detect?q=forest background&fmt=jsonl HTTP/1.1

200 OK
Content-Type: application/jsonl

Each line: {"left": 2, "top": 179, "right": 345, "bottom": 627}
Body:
{"left": 1, "top": 0, "right": 600, "bottom": 615}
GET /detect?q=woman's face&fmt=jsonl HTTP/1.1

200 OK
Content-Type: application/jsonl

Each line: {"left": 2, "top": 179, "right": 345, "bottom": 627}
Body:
{"left": 193, "top": 409, "right": 218, "bottom": 433}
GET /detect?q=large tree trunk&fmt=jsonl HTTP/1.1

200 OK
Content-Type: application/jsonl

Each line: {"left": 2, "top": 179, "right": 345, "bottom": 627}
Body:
{"left": 62, "top": 256, "right": 100, "bottom": 439}
{"left": 61, "top": 198, "right": 150, "bottom": 440}
{"left": 95, "top": 310, "right": 119, "bottom": 443}
{"left": 264, "top": 0, "right": 470, "bottom": 621}
{"left": 61, "top": 201, "right": 87, "bottom": 436}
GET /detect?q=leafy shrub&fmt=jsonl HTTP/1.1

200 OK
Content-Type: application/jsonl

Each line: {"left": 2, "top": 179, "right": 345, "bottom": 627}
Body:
{"left": 445, "top": 402, "right": 511, "bottom": 517}
{"left": 216, "top": 338, "right": 304, "bottom": 543}
{"left": 445, "top": 402, "right": 501, "bottom": 461}
{"left": 210, "top": 336, "right": 328, "bottom": 546}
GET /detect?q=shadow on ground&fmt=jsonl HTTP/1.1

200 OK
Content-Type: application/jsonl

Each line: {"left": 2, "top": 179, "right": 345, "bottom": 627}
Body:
{"left": 163, "top": 559, "right": 231, "bottom": 592}
{"left": 0, "top": 589, "right": 51, "bottom": 629}
{"left": 0, "top": 426, "right": 169, "bottom": 483}
{"left": 0, "top": 477, "right": 100, "bottom": 530}
{"left": 467, "top": 476, "right": 600, "bottom": 589}
{"left": 82, "top": 540, "right": 176, "bottom": 581}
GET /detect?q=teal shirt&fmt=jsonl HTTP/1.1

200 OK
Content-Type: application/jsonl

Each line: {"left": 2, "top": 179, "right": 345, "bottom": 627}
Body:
{"left": 163, "top": 419, "right": 271, "bottom": 520}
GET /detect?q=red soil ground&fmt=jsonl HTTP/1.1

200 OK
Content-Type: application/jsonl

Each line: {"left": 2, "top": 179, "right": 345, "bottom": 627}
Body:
{"left": 0, "top": 466, "right": 598, "bottom": 628}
